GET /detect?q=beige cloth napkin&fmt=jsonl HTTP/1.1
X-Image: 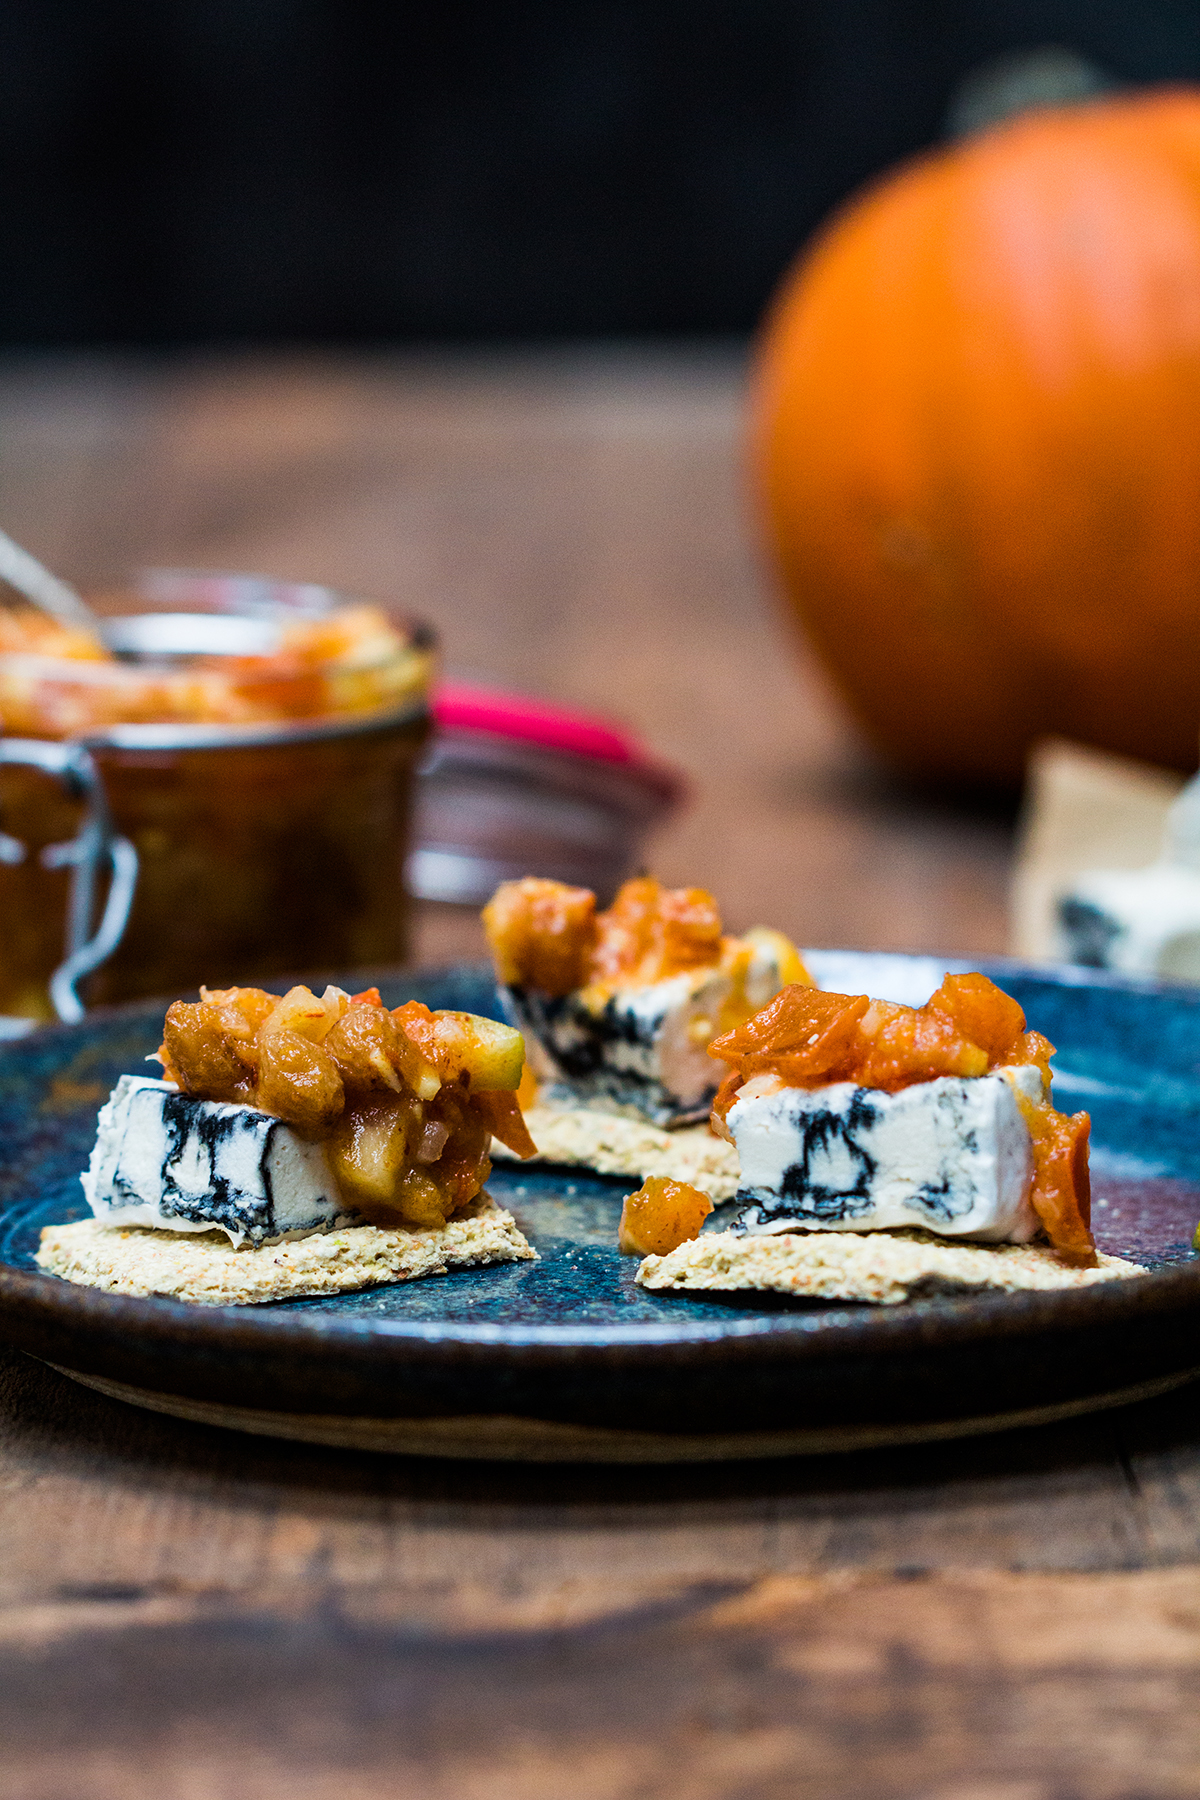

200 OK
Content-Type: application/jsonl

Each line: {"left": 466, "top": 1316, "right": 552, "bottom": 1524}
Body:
{"left": 1010, "top": 738, "right": 1187, "bottom": 961}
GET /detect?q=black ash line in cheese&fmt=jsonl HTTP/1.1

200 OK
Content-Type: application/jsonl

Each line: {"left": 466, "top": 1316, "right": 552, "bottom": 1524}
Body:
{"left": 732, "top": 1081, "right": 1020, "bottom": 1234}
{"left": 736, "top": 1089, "right": 880, "bottom": 1226}
{"left": 505, "top": 984, "right": 717, "bottom": 1126}
{"left": 1057, "top": 896, "right": 1125, "bottom": 968}
{"left": 82, "top": 1075, "right": 370, "bottom": 1249}
{"left": 157, "top": 1094, "right": 280, "bottom": 1239}
{"left": 905, "top": 1097, "right": 985, "bottom": 1224}
{"left": 513, "top": 987, "right": 663, "bottom": 1074}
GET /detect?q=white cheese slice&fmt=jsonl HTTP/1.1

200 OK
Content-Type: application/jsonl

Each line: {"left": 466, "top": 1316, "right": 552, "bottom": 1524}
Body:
{"left": 501, "top": 939, "right": 787, "bottom": 1128}
{"left": 727, "top": 1066, "right": 1044, "bottom": 1244}
{"left": 1057, "top": 864, "right": 1200, "bottom": 980}
{"left": 81, "top": 1075, "right": 357, "bottom": 1248}
{"left": 502, "top": 968, "right": 727, "bottom": 1126}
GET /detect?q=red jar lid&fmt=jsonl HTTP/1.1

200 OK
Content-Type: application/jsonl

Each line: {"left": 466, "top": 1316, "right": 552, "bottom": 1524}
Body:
{"left": 434, "top": 682, "right": 648, "bottom": 766}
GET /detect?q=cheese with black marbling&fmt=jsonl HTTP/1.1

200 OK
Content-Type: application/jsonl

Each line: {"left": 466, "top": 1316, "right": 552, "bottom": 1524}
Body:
{"left": 1054, "top": 770, "right": 1200, "bottom": 980}
{"left": 503, "top": 938, "right": 789, "bottom": 1127}
{"left": 81, "top": 1075, "right": 356, "bottom": 1248}
{"left": 1057, "top": 865, "right": 1200, "bottom": 980}
{"left": 727, "top": 1065, "right": 1044, "bottom": 1244}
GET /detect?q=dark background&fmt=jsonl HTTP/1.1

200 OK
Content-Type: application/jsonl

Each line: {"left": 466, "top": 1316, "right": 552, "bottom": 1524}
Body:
{"left": 3, "top": 0, "right": 1200, "bottom": 345}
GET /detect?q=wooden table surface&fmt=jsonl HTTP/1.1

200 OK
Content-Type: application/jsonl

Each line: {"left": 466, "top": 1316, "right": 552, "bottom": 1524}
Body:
{"left": 0, "top": 346, "right": 1196, "bottom": 1798}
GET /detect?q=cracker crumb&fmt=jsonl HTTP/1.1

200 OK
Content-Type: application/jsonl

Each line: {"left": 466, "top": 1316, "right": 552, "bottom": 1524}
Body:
{"left": 636, "top": 1227, "right": 1147, "bottom": 1305}
{"left": 493, "top": 1102, "right": 739, "bottom": 1199}
{"left": 37, "top": 1194, "right": 535, "bottom": 1306}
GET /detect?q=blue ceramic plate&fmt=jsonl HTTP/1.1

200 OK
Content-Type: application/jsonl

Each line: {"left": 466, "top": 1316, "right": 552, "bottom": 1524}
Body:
{"left": 1, "top": 953, "right": 1199, "bottom": 1462}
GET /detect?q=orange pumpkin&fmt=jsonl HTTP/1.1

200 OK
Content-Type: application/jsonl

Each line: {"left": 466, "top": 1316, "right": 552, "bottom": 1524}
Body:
{"left": 752, "top": 88, "right": 1200, "bottom": 787}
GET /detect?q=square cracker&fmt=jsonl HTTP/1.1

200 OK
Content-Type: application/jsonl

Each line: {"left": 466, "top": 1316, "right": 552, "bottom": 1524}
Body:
{"left": 637, "top": 1227, "right": 1146, "bottom": 1306}
{"left": 37, "top": 1194, "right": 535, "bottom": 1306}
{"left": 493, "top": 1102, "right": 739, "bottom": 1199}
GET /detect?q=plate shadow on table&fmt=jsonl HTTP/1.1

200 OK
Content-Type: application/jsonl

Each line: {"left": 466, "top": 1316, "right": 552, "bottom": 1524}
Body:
{"left": 5, "top": 1343, "right": 1200, "bottom": 1543}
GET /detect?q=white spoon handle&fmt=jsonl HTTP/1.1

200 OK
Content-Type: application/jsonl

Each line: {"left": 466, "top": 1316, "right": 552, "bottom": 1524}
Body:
{"left": 0, "top": 527, "right": 101, "bottom": 636}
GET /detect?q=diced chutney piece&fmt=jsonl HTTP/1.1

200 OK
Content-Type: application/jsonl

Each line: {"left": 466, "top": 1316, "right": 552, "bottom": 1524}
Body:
{"left": 618, "top": 1176, "right": 714, "bottom": 1256}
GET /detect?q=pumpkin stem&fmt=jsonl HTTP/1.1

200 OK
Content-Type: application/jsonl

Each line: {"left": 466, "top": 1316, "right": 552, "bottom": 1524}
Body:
{"left": 945, "top": 46, "right": 1118, "bottom": 139}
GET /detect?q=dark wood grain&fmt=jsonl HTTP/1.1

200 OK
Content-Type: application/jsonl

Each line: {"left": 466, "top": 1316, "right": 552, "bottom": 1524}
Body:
{"left": 2, "top": 1350, "right": 1200, "bottom": 1797}
{"left": 0, "top": 348, "right": 1193, "bottom": 1798}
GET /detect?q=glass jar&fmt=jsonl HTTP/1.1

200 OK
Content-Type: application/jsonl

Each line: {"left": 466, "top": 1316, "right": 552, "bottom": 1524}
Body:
{"left": 0, "top": 572, "right": 434, "bottom": 1020}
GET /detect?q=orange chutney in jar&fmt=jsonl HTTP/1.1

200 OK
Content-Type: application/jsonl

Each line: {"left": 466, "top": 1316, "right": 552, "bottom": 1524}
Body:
{"left": 0, "top": 574, "right": 435, "bottom": 1019}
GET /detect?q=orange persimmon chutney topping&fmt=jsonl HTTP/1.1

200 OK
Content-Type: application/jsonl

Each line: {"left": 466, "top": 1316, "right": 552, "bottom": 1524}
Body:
{"left": 618, "top": 1177, "right": 714, "bottom": 1257}
{"left": 158, "top": 982, "right": 537, "bottom": 1230}
{"left": 707, "top": 973, "right": 1094, "bottom": 1266}
{"left": 481, "top": 875, "right": 812, "bottom": 1083}
{"left": 483, "top": 874, "right": 727, "bottom": 996}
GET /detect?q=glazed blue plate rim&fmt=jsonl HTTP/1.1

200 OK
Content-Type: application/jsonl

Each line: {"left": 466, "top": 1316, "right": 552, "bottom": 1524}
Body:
{"left": 4, "top": 1247, "right": 1200, "bottom": 1358}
